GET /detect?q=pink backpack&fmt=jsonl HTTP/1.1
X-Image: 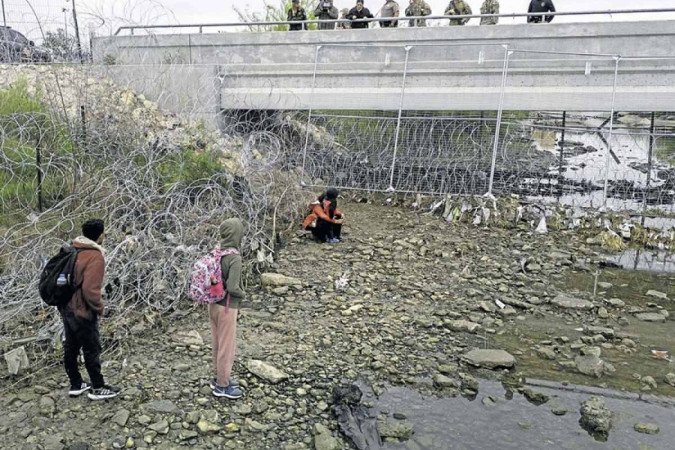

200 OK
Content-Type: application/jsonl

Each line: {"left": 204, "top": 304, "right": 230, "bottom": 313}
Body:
{"left": 188, "top": 247, "right": 239, "bottom": 305}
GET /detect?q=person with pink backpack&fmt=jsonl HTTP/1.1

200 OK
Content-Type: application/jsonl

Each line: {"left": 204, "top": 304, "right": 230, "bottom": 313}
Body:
{"left": 188, "top": 218, "right": 246, "bottom": 399}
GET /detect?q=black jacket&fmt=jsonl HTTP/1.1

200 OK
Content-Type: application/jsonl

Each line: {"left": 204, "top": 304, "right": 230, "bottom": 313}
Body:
{"left": 527, "top": 0, "right": 555, "bottom": 23}
{"left": 348, "top": 7, "right": 374, "bottom": 29}
{"left": 288, "top": 7, "right": 308, "bottom": 30}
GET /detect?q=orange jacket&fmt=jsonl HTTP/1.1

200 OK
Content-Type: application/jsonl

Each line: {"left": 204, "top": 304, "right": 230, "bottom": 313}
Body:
{"left": 302, "top": 200, "right": 342, "bottom": 229}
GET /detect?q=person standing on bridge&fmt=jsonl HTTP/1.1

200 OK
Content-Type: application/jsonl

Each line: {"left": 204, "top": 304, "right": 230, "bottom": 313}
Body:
{"left": 288, "top": 0, "right": 308, "bottom": 31}
{"left": 338, "top": 8, "right": 352, "bottom": 28}
{"left": 527, "top": 0, "right": 556, "bottom": 23}
{"left": 405, "top": 0, "right": 432, "bottom": 27}
{"left": 379, "top": 0, "right": 400, "bottom": 28}
{"left": 445, "top": 0, "right": 472, "bottom": 26}
{"left": 480, "top": 0, "right": 499, "bottom": 25}
{"left": 314, "top": 0, "right": 339, "bottom": 30}
{"left": 348, "top": 0, "right": 375, "bottom": 29}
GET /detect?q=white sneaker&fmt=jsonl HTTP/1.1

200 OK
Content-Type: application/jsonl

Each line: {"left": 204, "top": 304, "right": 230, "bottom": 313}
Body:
{"left": 68, "top": 382, "right": 91, "bottom": 397}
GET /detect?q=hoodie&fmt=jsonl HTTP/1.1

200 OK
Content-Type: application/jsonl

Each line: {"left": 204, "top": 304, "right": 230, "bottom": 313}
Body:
{"left": 65, "top": 236, "right": 106, "bottom": 320}
{"left": 218, "top": 218, "right": 246, "bottom": 308}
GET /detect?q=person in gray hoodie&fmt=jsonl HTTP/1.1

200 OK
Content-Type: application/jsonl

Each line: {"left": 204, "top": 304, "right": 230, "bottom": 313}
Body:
{"left": 314, "top": 0, "right": 339, "bottom": 30}
{"left": 209, "top": 218, "right": 246, "bottom": 399}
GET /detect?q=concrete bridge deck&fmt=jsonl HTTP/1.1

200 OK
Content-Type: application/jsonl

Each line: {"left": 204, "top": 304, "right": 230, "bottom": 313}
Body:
{"left": 92, "top": 20, "right": 675, "bottom": 123}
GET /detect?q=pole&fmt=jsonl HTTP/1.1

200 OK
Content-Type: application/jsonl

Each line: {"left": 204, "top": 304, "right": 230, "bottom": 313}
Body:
{"left": 388, "top": 46, "right": 412, "bottom": 192}
{"left": 36, "top": 137, "right": 43, "bottom": 212}
{"left": 558, "top": 111, "right": 566, "bottom": 199}
{"left": 642, "top": 112, "right": 655, "bottom": 227}
{"left": 2, "top": 0, "right": 7, "bottom": 27}
{"left": 300, "top": 45, "right": 321, "bottom": 184}
{"left": 486, "top": 45, "right": 511, "bottom": 198}
{"left": 71, "top": 0, "right": 83, "bottom": 63}
{"left": 601, "top": 56, "right": 621, "bottom": 210}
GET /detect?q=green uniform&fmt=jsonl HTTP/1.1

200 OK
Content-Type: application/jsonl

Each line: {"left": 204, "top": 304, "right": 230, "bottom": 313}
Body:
{"left": 480, "top": 0, "right": 499, "bottom": 25}
{"left": 405, "top": 0, "right": 432, "bottom": 27}
{"left": 445, "top": 0, "right": 472, "bottom": 26}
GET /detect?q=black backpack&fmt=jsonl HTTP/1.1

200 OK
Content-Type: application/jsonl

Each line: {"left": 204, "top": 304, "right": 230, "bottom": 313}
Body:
{"left": 38, "top": 245, "right": 86, "bottom": 307}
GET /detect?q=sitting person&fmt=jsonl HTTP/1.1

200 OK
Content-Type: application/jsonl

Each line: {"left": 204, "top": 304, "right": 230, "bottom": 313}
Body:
{"left": 302, "top": 188, "right": 344, "bottom": 243}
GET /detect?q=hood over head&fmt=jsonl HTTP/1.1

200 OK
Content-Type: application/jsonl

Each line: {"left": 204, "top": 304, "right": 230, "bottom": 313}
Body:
{"left": 220, "top": 218, "right": 244, "bottom": 249}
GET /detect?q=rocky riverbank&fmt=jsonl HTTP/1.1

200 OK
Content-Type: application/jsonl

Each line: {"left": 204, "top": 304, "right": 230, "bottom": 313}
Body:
{"left": 1, "top": 202, "right": 673, "bottom": 449}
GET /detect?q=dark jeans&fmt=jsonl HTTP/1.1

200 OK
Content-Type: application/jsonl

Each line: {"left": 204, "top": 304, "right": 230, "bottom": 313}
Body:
{"left": 310, "top": 218, "right": 342, "bottom": 242}
{"left": 61, "top": 311, "right": 105, "bottom": 389}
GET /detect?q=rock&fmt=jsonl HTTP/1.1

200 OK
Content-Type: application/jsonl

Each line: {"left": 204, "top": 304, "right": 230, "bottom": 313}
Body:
{"left": 39, "top": 396, "right": 56, "bottom": 416}
{"left": 313, "top": 424, "right": 341, "bottom": 450}
{"left": 584, "top": 326, "right": 614, "bottom": 338}
{"left": 641, "top": 376, "right": 657, "bottom": 390}
{"left": 42, "top": 434, "right": 64, "bottom": 450}
{"left": 634, "top": 423, "right": 660, "bottom": 434}
{"left": 634, "top": 313, "right": 666, "bottom": 323}
{"left": 433, "top": 374, "right": 460, "bottom": 389}
{"left": 447, "top": 320, "right": 481, "bottom": 333}
{"left": 575, "top": 355, "right": 615, "bottom": 378}
{"left": 172, "top": 330, "right": 203, "bottom": 347}
{"left": 463, "top": 349, "right": 515, "bottom": 369}
{"left": 148, "top": 420, "right": 169, "bottom": 435}
{"left": 142, "top": 400, "right": 179, "bottom": 414}
{"left": 260, "top": 273, "right": 302, "bottom": 287}
{"left": 535, "top": 347, "right": 556, "bottom": 360}
{"left": 197, "top": 419, "right": 221, "bottom": 434}
{"left": 272, "top": 286, "right": 290, "bottom": 296}
{"left": 521, "top": 388, "right": 550, "bottom": 406}
{"left": 377, "top": 418, "right": 414, "bottom": 441}
{"left": 579, "top": 396, "right": 612, "bottom": 439}
{"left": 645, "top": 290, "right": 668, "bottom": 300}
{"left": 179, "top": 430, "right": 199, "bottom": 441}
{"left": 665, "top": 373, "right": 675, "bottom": 387}
{"left": 551, "top": 294, "right": 594, "bottom": 310}
{"left": 597, "top": 282, "right": 612, "bottom": 290}
{"left": 606, "top": 298, "right": 625, "bottom": 308}
{"left": 112, "top": 409, "right": 130, "bottom": 427}
{"left": 246, "top": 359, "right": 289, "bottom": 384}
{"left": 597, "top": 307, "right": 609, "bottom": 319}
{"left": 4, "top": 346, "right": 30, "bottom": 375}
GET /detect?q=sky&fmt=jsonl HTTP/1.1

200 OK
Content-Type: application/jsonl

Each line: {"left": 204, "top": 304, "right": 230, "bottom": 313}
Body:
{"left": 4, "top": 0, "right": 675, "bottom": 40}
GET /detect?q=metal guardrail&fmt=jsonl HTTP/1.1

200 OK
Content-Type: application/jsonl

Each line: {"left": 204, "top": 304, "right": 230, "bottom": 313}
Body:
{"left": 114, "top": 8, "right": 675, "bottom": 35}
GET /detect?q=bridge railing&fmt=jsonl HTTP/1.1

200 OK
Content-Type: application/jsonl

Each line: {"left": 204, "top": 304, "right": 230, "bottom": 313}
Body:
{"left": 114, "top": 8, "right": 675, "bottom": 35}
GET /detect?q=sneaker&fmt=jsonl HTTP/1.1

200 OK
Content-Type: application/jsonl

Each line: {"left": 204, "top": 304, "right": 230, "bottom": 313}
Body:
{"left": 87, "top": 385, "right": 120, "bottom": 401}
{"left": 68, "top": 381, "right": 91, "bottom": 397}
{"left": 212, "top": 384, "right": 243, "bottom": 399}
{"left": 209, "top": 378, "right": 240, "bottom": 390}
{"left": 327, "top": 238, "right": 340, "bottom": 244}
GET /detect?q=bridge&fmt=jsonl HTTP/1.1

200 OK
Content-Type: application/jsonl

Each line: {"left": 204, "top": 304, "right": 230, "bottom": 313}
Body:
{"left": 91, "top": 19, "right": 675, "bottom": 126}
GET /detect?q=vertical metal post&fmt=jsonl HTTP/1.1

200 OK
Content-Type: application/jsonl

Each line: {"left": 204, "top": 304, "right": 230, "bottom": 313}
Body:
{"left": 486, "top": 45, "right": 511, "bottom": 197}
{"left": 71, "top": 0, "right": 83, "bottom": 63}
{"left": 558, "top": 111, "right": 566, "bottom": 199}
{"left": 1, "top": 0, "right": 6, "bottom": 27}
{"left": 642, "top": 111, "right": 656, "bottom": 226}
{"left": 301, "top": 45, "right": 321, "bottom": 184}
{"left": 80, "top": 105, "right": 87, "bottom": 147}
{"left": 388, "top": 46, "right": 411, "bottom": 191}
{"left": 601, "top": 56, "right": 621, "bottom": 210}
{"left": 36, "top": 137, "right": 43, "bottom": 212}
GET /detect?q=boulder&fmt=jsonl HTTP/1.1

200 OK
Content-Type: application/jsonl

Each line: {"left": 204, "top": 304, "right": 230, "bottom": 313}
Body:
{"left": 246, "top": 359, "right": 289, "bottom": 384}
{"left": 377, "top": 418, "right": 413, "bottom": 441}
{"left": 551, "top": 294, "right": 594, "bottom": 310}
{"left": 665, "top": 373, "right": 675, "bottom": 387}
{"left": 634, "top": 313, "right": 666, "bottom": 323}
{"left": 645, "top": 290, "right": 668, "bottom": 300}
{"left": 579, "top": 396, "right": 612, "bottom": 438}
{"left": 575, "top": 355, "right": 615, "bottom": 378}
{"left": 260, "top": 273, "right": 302, "bottom": 288}
{"left": 463, "top": 349, "right": 515, "bottom": 369}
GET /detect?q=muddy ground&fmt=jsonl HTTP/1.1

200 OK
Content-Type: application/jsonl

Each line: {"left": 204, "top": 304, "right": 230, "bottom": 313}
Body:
{"left": 1, "top": 202, "right": 673, "bottom": 449}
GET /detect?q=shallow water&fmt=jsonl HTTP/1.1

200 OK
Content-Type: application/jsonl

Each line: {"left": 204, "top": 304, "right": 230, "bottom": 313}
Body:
{"left": 606, "top": 249, "right": 675, "bottom": 273}
{"left": 375, "top": 380, "right": 675, "bottom": 450}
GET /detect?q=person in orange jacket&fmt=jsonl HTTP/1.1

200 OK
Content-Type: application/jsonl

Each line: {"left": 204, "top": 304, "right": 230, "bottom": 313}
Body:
{"left": 302, "top": 188, "right": 344, "bottom": 243}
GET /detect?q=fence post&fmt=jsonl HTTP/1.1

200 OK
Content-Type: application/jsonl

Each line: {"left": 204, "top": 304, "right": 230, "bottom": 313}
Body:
{"left": 558, "top": 111, "right": 566, "bottom": 199}
{"left": 388, "top": 46, "right": 412, "bottom": 192}
{"left": 36, "top": 137, "right": 43, "bottom": 213}
{"left": 301, "top": 45, "right": 321, "bottom": 185}
{"left": 642, "top": 111, "right": 656, "bottom": 226}
{"left": 486, "top": 45, "right": 511, "bottom": 198}
{"left": 601, "top": 56, "right": 621, "bottom": 210}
